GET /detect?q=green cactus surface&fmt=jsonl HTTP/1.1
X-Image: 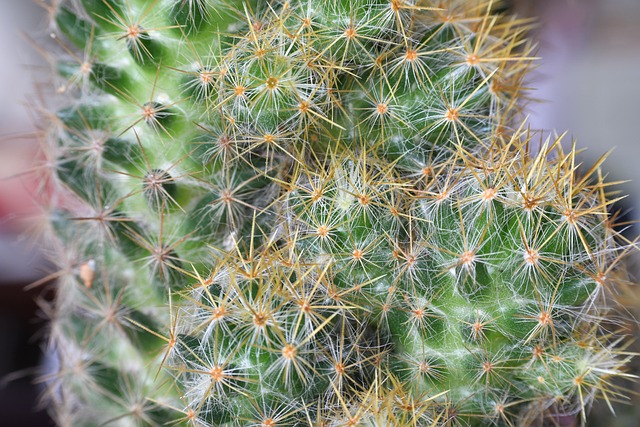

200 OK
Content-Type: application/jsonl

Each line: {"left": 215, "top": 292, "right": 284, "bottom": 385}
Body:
{"left": 35, "top": 0, "right": 635, "bottom": 426}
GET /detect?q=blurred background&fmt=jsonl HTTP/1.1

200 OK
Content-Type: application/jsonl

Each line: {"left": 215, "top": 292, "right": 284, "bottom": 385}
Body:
{"left": 0, "top": 0, "right": 55, "bottom": 425}
{"left": 0, "top": 0, "right": 639, "bottom": 426}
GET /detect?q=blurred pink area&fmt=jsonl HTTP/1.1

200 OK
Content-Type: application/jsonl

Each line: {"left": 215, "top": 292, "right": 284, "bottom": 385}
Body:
{"left": 0, "top": 142, "right": 44, "bottom": 226}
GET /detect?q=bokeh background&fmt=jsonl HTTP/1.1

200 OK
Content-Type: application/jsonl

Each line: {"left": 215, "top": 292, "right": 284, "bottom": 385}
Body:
{"left": 0, "top": 0, "right": 56, "bottom": 425}
{"left": 0, "top": 1, "right": 639, "bottom": 426}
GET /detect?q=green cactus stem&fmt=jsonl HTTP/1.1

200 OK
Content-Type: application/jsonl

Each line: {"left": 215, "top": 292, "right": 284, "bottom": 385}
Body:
{"left": 31, "top": 1, "right": 634, "bottom": 426}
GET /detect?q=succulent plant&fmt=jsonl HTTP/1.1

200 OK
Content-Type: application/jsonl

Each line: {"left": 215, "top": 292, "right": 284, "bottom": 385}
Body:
{"left": 34, "top": 0, "right": 635, "bottom": 426}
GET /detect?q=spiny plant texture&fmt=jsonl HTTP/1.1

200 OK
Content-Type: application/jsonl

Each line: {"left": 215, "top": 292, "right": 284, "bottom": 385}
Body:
{"left": 32, "top": 0, "right": 636, "bottom": 426}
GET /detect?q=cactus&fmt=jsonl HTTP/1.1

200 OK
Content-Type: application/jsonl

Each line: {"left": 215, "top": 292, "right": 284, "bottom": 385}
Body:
{"left": 35, "top": 0, "right": 635, "bottom": 426}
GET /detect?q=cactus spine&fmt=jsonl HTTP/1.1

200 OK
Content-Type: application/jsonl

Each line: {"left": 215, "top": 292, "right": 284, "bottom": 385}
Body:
{"left": 36, "top": 0, "right": 634, "bottom": 426}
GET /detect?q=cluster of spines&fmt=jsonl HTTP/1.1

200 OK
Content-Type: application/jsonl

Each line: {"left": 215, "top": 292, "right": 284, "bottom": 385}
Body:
{"left": 133, "top": 133, "right": 631, "bottom": 426}
{"left": 30, "top": 0, "right": 634, "bottom": 426}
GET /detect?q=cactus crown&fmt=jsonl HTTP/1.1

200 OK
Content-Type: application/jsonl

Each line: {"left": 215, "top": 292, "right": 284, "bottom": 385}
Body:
{"left": 34, "top": 0, "right": 635, "bottom": 426}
